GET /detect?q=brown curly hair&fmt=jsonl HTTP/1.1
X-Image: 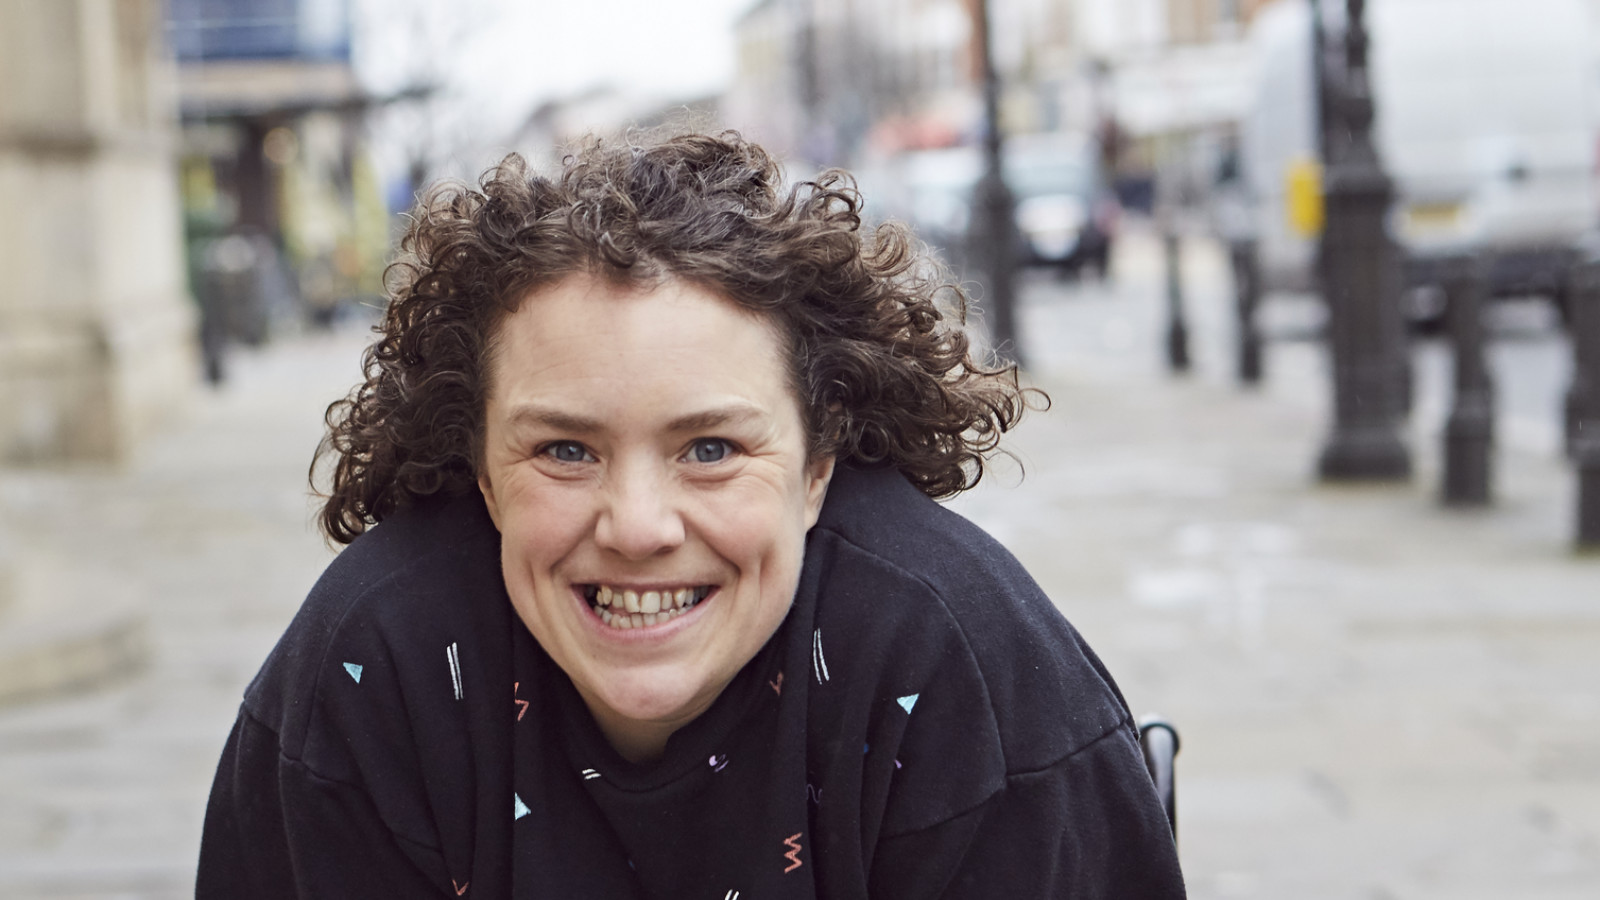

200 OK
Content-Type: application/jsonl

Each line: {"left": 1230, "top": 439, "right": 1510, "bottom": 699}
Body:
{"left": 314, "top": 130, "right": 1039, "bottom": 544}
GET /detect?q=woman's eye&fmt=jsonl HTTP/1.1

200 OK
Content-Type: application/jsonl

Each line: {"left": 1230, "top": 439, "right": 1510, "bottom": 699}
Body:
{"left": 542, "top": 441, "right": 592, "bottom": 463}
{"left": 688, "top": 438, "right": 732, "bottom": 464}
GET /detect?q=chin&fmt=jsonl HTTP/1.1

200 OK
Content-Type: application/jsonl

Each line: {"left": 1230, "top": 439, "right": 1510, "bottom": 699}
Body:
{"left": 596, "top": 668, "right": 708, "bottom": 727}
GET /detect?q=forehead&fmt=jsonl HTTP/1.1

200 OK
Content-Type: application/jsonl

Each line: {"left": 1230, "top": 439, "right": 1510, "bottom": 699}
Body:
{"left": 505, "top": 275, "right": 771, "bottom": 346}
{"left": 486, "top": 275, "right": 800, "bottom": 421}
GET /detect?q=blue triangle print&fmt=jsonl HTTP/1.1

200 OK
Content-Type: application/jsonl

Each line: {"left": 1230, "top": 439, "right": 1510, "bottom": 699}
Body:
{"left": 513, "top": 793, "right": 531, "bottom": 820}
{"left": 343, "top": 662, "right": 363, "bottom": 683}
{"left": 896, "top": 693, "right": 919, "bottom": 714}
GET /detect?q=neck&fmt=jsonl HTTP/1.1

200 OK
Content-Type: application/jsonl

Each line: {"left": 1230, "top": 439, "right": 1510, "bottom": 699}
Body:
{"left": 595, "top": 713, "right": 672, "bottom": 764}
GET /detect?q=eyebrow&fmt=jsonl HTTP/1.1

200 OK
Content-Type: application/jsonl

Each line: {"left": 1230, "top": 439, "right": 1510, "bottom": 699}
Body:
{"left": 505, "top": 406, "right": 602, "bottom": 434}
{"left": 503, "top": 403, "right": 767, "bottom": 435}
{"left": 665, "top": 405, "right": 765, "bottom": 433}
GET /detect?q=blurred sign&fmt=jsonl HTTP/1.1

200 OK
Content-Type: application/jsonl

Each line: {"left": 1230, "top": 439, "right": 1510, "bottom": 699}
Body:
{"left": 1285, "top": 156, "right": 1324, "bottom": 238}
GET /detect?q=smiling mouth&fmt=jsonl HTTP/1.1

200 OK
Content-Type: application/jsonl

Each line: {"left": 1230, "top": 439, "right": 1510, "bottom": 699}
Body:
{"left": 581, "top": 584, "right": 714, "bottom": 630}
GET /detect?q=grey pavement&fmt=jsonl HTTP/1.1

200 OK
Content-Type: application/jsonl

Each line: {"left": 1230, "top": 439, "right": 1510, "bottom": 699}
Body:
{"left": 1, "top": 227, "right": 1597, "bottom": 898}
{"left": 0, "top": 331, "right": 362, "bottom": 899}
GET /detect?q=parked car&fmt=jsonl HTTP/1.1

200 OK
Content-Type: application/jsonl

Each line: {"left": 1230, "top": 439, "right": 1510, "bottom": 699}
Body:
{"left": 860, "top": 132, "right": 1118, "bottom": 278}
{"left": 1007, "top": 133, "right": 1119, "bottom": 277}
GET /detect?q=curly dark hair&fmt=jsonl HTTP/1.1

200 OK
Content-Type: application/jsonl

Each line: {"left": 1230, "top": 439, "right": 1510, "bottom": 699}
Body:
{"left": 314, "top": 130, "right": 1040, "bottom": 544}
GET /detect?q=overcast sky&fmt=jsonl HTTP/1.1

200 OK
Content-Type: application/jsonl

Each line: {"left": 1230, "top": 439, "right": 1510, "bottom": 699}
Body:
{"left": 356, "top": 0, "right": 754, "bottom": 140}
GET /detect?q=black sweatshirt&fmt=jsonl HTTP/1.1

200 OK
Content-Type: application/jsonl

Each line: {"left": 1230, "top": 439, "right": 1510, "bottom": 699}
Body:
{"left": 198, "top": 464, "right": 1186, "bottom": 898}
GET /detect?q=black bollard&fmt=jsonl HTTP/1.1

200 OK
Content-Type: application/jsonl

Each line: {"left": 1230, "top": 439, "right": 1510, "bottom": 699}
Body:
{"left": 1440, "top": 252, "right": 1493, "bottom": 506}
{"left": 1165, "top": 230, "right": 1191, "bottom": 373}
{"left": 1566, "top": 263, "right": 1596, "bottom": 460}
{"left": 1568, "top": 260, "right": 1600, "bottom": 548}
{"left": 1231, "top": 240, "right": 1264, "bottom": 385}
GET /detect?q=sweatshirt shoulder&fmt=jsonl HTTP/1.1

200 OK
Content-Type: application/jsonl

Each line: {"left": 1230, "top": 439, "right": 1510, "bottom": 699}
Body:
{"left": 239, "top": 492, "right": 505, "bottom": 757}
{"left": 811, "top": 466, "right": 1131, "bottom": 773}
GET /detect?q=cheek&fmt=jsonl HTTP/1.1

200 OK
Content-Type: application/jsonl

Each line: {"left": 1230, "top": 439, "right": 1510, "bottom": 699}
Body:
{"left": 696, "top": 488, "right": 809, "bottom": 582}
{"left": 499, "top": 481, "right": 590, "bottom": 572}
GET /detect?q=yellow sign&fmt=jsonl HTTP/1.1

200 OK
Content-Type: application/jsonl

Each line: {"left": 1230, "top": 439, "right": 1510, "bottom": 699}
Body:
{"left": 1286, "top": 156, "right": 1325, "bottom": 237}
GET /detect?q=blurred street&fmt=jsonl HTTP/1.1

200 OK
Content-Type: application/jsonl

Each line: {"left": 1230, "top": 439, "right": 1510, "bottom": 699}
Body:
{"left": 954, "top": 225, "right": 1600, "bottom": 900}
{"left": 0, "top": 224, "right": 1594, "bottom": 898}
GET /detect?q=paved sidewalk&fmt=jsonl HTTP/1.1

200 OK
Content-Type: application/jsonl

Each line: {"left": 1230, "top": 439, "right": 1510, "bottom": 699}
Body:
{"left": 0, "top": 329, "right": 362, "bottom": 898}
{"left": 950, "top": 232, "right": 1600, "bottom": 899}
{"left": 0, "top": 231, "right": 1595, "bottom": 898}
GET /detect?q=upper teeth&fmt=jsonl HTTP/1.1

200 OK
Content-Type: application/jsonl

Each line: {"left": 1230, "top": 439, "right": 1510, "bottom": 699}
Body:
{"left": 590, "top": 585, "right": 708, "bottom": 614}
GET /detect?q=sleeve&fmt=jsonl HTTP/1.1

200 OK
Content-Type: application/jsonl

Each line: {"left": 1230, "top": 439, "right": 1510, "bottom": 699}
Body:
{"left": 196, "top": 709, "right": 449, "bottom": 899}
{"left": 867, "top": 724, "right": 1186, "bottom": 900}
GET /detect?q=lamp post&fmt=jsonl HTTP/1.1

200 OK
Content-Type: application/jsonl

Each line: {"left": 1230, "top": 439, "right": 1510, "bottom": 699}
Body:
{"left": 970, "top": 0, "right": 1020, "bottom": 366}
{"left": 1315, "top": 0, "right": 1412, "bottom": 481}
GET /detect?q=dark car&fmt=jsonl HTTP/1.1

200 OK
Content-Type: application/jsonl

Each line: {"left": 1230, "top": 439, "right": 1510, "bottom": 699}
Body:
{"left": 1006, "top": 134, "right": 1119, "bottom": 277}
{"left": 866, "top": 133, "right": 1119, "bottom": 278}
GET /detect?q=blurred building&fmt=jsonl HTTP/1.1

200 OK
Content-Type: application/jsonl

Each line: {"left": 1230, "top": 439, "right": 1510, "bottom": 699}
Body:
{"left": 726, "top": 0, "right": 988, "bottom": 167}
{"left": 0, "top": 0, "right": 193, "bottom": 702}
{"left": 169, "top": 0, "right": 390, "bottom": 363}
{"left": 0, "top": 0, "right": 197, "bottom": 464}
{"left": 1087, "top": 0, "right": 1270, "bottom": 134}
{"left": 725, "top": 0, "right": 1275, "bottom": 175}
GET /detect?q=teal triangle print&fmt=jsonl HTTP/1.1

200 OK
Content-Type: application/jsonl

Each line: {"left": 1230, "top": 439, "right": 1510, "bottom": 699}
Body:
{"left": 896, "top": 693, "right": 919, "bottom": 714}
{"left": 513, "top": 793, "right": 531, "bottom": 820}
{"left": 343, "top": 662, "right": 363, "bottom": 683}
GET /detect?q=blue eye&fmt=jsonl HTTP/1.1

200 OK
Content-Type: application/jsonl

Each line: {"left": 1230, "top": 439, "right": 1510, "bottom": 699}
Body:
{"left": 544, "top": 441, "right": 591, "bottom": 463}
{"left": 689, "top": 439, "right": 731, "bottom": 463}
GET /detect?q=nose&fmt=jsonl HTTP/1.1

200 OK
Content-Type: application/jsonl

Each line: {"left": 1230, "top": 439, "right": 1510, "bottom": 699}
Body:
{"left": 594, "top": 460, "right": 685, "bottom": 560}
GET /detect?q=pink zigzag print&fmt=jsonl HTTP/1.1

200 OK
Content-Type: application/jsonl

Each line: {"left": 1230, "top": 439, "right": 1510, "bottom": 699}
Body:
{"left": 782, "top": 832, "right": 804, "bottom": 873}
{"left": 513, "top": 682, "right": 529, "bottom": 722}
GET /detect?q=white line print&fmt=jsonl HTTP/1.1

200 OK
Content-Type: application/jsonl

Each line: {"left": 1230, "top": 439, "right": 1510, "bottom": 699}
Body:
{"left": 709, "top": 753, "right": 729, "bottom": 773}
{"left": 812, "top": 628, "right": 829, "bottom": 683}
{"left": 724, "top": 891, "right": 740, "bottom": 900}
{"left": 446, "top": 642, "right": 463, "bottom": 701}
{"left": 581, "top": 768, "right": 601, "bottom": 781}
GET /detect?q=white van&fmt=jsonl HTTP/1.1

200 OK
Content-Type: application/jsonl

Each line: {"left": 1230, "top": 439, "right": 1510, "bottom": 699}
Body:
{"left": 1237, "top": 0, "right": 1598, "bottom": 310}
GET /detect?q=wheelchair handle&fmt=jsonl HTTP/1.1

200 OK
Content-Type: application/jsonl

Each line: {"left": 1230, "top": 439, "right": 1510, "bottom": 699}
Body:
{"left": 1137, "top": 715, "right": 1180, "bottom": 839}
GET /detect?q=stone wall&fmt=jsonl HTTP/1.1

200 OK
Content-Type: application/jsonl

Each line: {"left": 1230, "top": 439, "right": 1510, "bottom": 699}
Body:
{"left": 0, "top": 0, "right": 197, "bottom": 464}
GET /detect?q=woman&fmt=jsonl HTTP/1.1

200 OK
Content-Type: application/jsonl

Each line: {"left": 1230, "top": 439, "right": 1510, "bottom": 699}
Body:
{"left": 198, "top": 131, "right": 1185, "bottom": 898}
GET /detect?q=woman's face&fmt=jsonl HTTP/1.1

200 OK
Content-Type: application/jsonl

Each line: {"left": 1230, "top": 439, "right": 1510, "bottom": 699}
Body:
{"left": 477, "top": 274, "right": 834, "bottom": 761}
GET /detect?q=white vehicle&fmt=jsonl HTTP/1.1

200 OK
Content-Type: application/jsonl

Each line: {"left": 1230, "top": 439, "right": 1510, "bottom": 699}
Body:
{"left": 1238, "top": 0, "right": 1598, "bottom": 312}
